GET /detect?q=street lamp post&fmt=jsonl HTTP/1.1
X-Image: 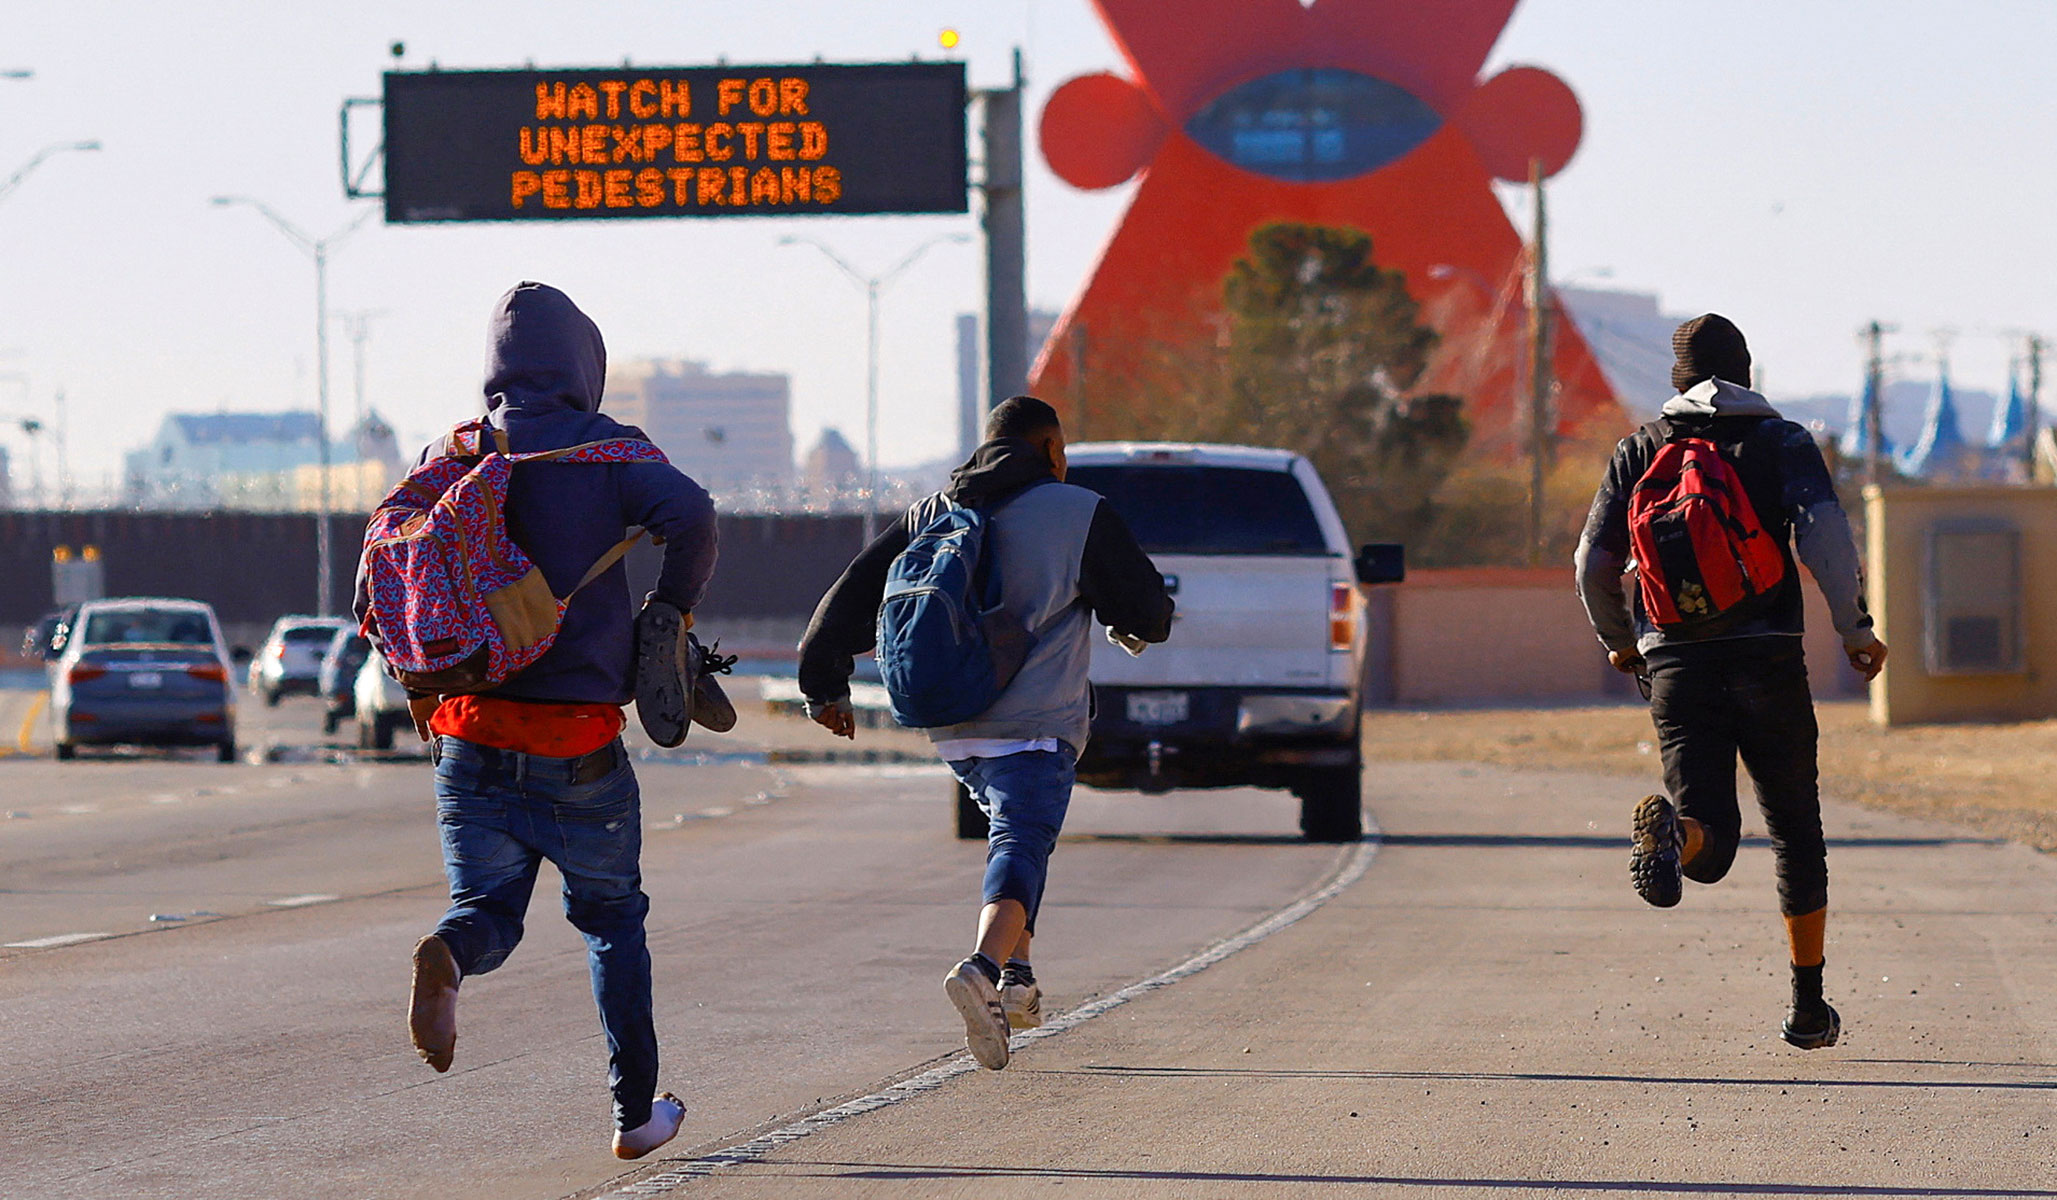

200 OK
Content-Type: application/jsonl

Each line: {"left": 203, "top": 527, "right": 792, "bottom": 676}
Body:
{"left": 778, "top": 233, "right": 972, "bottom": 541}
{"left": 210, "top": 197, "right": 375, "bottom": 616}
{"left": 0, "top": 140, "right": 100, "bottom": 207}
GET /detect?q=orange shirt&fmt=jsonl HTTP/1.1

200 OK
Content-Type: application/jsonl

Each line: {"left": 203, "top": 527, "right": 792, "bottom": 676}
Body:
{"left": 428, "top": 695, "right": 626, "bottom": 758}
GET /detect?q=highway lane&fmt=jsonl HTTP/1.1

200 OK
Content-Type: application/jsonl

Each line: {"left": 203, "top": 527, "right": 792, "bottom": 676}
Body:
{"left": 0, "top": 684, "right": 1353, "bottom": 1200}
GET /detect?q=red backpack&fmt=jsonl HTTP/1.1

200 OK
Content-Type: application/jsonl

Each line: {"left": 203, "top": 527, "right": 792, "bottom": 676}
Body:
{"left": 359, "top": 418, "right": 668, "bottom": 694}
{"left": 1627, "top": 427, "right": 1788, "bottom": 629}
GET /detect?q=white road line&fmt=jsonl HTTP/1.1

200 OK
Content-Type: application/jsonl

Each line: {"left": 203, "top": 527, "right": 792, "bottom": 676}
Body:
{"left": 265, "top": 894, "right": 340, "bottom": 908}
{"left": 5, "top": 932, "right": 114, "bottom": 949}
{"left": 600, "top": 816, "right": 1384, "bottom": 1197}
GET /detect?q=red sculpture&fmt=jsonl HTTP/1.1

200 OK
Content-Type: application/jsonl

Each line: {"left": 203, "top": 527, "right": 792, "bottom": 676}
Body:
{"left": 1034, "top": 0, "right": 1623, "bottom": 453}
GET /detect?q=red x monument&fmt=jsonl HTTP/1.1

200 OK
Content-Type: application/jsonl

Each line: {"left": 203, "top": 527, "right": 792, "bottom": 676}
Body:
{"left": 1033, "top": 0, "right": 1623, "bottom": 453}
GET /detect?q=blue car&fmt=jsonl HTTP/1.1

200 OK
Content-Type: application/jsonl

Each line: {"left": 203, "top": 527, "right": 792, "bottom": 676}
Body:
{"left": 50, "top": 597, "right": 237, "bottom": 762}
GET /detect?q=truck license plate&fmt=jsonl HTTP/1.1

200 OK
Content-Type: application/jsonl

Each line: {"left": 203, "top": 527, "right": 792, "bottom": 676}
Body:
{"left": 128, "top": 672, "right": 163, "bottom": 689}
{"left": 1126, "top": 691, "right": 1189, "bottom": 726}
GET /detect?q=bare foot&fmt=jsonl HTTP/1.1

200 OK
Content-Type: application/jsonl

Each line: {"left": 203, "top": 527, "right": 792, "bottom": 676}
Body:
{"left": 408, "top": 935, "right": 459, "bottom": 1072}
{"left": 613, "top": 1093, "right": 686, "bottom": 1160}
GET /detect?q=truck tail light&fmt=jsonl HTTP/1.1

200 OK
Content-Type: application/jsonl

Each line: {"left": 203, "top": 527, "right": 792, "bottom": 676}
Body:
{"left": 188, "top": 663, "right": 228, "bottom": 682}
{"left": 1329, "top": 583, "right": 1356, "bottom": 651}
{"left": 67, "top": 664, "right": 107, "bottom": 684}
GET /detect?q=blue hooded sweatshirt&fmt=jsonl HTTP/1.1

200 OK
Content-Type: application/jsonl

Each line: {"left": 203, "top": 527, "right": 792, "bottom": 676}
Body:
{"left": 357, "top": 281, "right": 717, "bottom": 705}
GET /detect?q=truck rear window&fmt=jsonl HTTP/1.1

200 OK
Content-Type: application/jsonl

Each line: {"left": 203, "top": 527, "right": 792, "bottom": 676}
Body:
{"left": 1067, "top": 465, "right": 1328, "bottom": 556}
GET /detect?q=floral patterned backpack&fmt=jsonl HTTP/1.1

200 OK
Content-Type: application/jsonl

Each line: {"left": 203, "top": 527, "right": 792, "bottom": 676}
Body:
{"left": 359, "top": 418, "right": 668, "bottom": 694}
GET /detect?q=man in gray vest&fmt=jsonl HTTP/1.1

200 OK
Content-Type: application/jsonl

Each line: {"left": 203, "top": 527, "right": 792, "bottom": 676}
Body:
{"left": 798, "top": 396, "right": 1174, "bottom": 1070}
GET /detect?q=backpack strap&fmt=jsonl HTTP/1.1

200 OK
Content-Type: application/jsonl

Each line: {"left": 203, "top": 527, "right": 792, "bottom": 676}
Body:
{"left": 434, "top": 420, "right": 509, "bottom": 459}
{"left": 504, "top": 436, "right": 668, "bottom": 466}
{"left": 562, "top": 529, "right": 648, "bottom": 601}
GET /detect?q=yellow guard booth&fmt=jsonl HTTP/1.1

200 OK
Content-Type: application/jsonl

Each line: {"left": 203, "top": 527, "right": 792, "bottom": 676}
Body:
{"left": 1866, "top": 485, "right": 2057, "bottom": 725}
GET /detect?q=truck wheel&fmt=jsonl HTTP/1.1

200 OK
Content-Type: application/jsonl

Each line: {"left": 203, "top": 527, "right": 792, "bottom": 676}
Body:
{"left": 372, "top": 713, "right": 397, "bottom": 750}
{"left": 321, "top": 711, "right": 339, "bottom": 735}
{"left": 54, "top": 741, "right": 76, "bottom": 761}
{"left": 954, "top": 780, "right": 988, "bottom": 841}
{"left": 217, "top": 740, "right": 238, "bottom": 764}
{"left": 264, "top": 688, "right": 282, "bottom": 708}
{"left": 1295, "top": 764, "right": 1363, "bottom": 843}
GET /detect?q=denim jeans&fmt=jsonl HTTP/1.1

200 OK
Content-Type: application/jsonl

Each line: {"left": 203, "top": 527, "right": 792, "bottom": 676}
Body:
{"left": 431, "top": 735, "right": 657, "bottom": 1131}
{"left": 1646, "top": 636, "right": 1827, "bottom": 917}
{"left": 947, "top": 748, "right": 1077, "bottom": 934}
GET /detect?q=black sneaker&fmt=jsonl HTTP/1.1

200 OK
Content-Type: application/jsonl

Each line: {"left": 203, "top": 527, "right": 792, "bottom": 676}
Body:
{"left": 1782, "top": 1001, "right": 1842, "bottom": 1050}
{"left": 634, "top": 601, "right": 695, "bottom": 748}
{"left": 687, "top": 633, "right": 738, "bottom": 733}
{"left": 1630, "top": 793, "right": 1684, "bottom": 908}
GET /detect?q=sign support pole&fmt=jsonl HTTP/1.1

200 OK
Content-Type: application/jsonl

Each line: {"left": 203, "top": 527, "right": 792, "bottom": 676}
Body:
{"left": 1524, "top": 157, "right": 1552, "bottom": 568}
{"left": 982, "top": 49, "right": 1028, "bottom": 415}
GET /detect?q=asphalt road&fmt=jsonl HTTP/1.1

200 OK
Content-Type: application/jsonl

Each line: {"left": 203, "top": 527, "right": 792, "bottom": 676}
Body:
{"left": 9, "top": 683, "right": 2054, "bottom": 1199}
{"left": 0, "top": 682, "right": 1352, "bottom": 1200}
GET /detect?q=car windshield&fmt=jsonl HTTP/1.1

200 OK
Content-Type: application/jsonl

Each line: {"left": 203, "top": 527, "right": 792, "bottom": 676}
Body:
{"left": 283, "top": 626, "right": 340, "bottom": 645}
{"left": 82, "top": 608, "right": 213, "bottom": 646}
{"left": 1066, "top": 464, "right": 1329, "bottom": 556}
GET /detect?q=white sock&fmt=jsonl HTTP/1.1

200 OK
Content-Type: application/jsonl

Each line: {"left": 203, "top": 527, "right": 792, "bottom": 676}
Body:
{"left": 613, "top": 1094, "right": 686, "bottom": 1160}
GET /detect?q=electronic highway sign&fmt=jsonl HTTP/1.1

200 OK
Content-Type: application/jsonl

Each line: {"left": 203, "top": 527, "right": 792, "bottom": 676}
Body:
{"left": 382, "top": 62, "right": 968, "bottom": 222}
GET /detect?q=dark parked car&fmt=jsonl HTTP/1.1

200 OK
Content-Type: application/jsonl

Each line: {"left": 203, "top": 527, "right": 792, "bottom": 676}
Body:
{"left": 318, "top": 628, "right": 373, "bottom": 734}
{"left": 49, "top": 597, "right": 237, "bottom": 762}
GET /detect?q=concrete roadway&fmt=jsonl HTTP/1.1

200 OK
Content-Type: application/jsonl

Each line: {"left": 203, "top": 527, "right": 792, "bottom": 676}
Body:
{"left": 0, "top": 683, "right": 1349, "bottom": 1199}
{"left": 7, "top": 684, "right": 2057, "bottom": 1198}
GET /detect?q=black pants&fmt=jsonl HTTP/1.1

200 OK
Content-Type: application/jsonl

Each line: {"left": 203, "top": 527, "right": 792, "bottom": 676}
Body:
{"left": 1646, "top": 636, "right": 1827, "bottom": 917}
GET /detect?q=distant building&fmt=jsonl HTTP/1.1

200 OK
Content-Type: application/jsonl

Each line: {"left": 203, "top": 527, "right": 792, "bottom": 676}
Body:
{"left": 800, "top": 427, "right": 861, "bottom": 492}
{"left": 0, "top": 446, "right": 11, "bottom": 509}
{"left": 124, "top": 411, "right": 323, "bottom": 509}
{"left": 606, "top": 359, "right": 794, "bottom": 496}
{"left": 955, "top": 309, "right": 1060, "bottom": 458}
{"left": 1557, "top": 286, "right": 1691, "bottom": 419}
{"left": 122, "top": 409, "right": 409, "bottom": 512}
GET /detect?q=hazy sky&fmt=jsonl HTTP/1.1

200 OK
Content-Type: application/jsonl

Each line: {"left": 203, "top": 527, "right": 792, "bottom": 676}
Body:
{"left": 3, "top": 0, "right": 2052, "bottom": 493}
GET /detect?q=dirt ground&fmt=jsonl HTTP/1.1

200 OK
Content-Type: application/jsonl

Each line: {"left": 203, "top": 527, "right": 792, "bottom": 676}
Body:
{"left": 1364, "top": 699, "right": 2057, "bottom": 851}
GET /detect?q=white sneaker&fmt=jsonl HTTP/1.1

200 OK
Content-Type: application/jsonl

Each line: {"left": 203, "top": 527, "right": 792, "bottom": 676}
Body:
{"left": 1001, "top": 980, "right": 1043, "bottom": 1030}
{"left": 943, "top": 959, "right": 1011, "bottom": 1070}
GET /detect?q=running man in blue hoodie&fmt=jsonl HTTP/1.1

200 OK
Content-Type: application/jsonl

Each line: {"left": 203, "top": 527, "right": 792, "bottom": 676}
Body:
{"left": 355, "top": 282, "right": 716, "bottom": 1158}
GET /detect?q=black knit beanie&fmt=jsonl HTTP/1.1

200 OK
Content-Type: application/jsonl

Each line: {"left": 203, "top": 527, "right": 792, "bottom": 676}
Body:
{"left": 1671, "top": 313, "right": 1752, "bottom": 392}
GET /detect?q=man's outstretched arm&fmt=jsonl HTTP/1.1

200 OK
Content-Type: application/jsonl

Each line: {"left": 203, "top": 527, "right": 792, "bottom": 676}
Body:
{"left": 796, "top": 515, "right": 915, "bottom": 711}
{"left": 1574, "top": 442, "right": 1640, "bottom": 663}
{"left": 1776, "top": 424, "right": 1886, "bottom": 678}
{"left": 1078, "top": 500, "right": 1174, "bottom": 644}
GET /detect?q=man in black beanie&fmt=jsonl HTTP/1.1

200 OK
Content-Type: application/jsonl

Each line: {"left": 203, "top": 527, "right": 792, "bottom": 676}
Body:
{"left": 1574, "top": 312, "right": 1888, "bottom": 1049}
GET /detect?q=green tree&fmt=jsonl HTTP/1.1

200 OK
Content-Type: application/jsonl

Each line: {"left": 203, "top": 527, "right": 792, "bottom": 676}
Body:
{"left": 1093, "top": 223, "right": 1469, "bottom": 545}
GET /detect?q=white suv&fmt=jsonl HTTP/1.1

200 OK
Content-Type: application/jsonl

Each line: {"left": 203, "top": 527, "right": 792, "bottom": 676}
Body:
{"left": 249, "top": 615, "right": 352, "bottom": 706}
{"left": 1064, "top": 443, "right": 1403, "bottom": 841}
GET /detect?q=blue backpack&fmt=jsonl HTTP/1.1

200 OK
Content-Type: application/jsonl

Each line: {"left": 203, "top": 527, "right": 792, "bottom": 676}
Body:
{"left": 875, "top": 497, "right": 1037, "bottom": 728}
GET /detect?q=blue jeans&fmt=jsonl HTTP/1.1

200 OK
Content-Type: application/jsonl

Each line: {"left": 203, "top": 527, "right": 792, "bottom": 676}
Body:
{"left": 947, "top": 749, "right": 1076, "bottom": 935}
{"left": 430, "top": 736, "right": 657, "bottom": 1131}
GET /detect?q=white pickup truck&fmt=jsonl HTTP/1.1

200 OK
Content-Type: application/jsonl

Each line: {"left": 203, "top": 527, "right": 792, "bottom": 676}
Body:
{"left": 1059, "top": 442, "right": 1403, "bottom": 842}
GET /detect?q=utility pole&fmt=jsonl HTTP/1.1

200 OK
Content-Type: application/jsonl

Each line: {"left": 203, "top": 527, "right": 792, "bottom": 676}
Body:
{"left": 1522, "top": 158, "right": 1552, "bottom": 568}
{"left": 778, "top": 234, "right": 971, "bottom": 541}
{"left": 1862, "top": 321, "right": 1890, "bottom": 487}
{"left": 210, "top": 198, "right": 375, "bottom": 616}
{"left": 52, "top": 387, "right": 67, "bottom": 509}
{"left": 339, "top": 310, "right": 384, "bottom": 510}
{"left": 2026, "top": 333, "right": 2045, "bottom": 479}
{"left": 981, "top": 49, "right": 1028, "bottom": 413}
